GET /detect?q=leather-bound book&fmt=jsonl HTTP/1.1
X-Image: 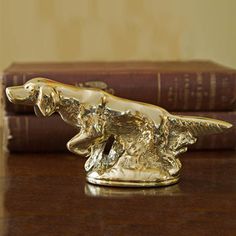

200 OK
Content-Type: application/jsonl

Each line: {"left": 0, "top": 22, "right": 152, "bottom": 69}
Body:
{"left": 6, "top": 115, "right": 78, "bottom": 152}
{"left": 2, "top": 61, "right": 236, "bottom": 114}
{"left": 5, "top": 112, "right": 236, "bottom": 152}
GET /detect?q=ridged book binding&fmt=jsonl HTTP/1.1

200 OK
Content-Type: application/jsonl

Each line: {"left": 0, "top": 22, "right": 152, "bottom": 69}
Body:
{"left": 3, "top": 61, "right": 236, "bottom": 113}
{"left": 6, "top": 112, "right": 236, "bottom": 152}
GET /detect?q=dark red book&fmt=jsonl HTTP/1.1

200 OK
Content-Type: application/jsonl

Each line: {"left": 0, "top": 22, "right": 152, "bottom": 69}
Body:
{"left": 6, "top": 115, "right": 78, "bottom": 152}
{"left": 5, "top": 112, "right": 236, "bottom": 152}
{"left": 3, "top": 61, "right": 236, "bottom": 114}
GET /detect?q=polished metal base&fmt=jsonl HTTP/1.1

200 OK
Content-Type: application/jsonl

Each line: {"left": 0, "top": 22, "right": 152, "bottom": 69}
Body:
{"left": 86, "top": 176, "right": 180, "bottom": 187}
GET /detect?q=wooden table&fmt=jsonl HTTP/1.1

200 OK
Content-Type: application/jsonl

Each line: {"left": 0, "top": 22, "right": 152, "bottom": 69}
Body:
{"left": 0, "top": 151, "right": 236, "bottom": 236}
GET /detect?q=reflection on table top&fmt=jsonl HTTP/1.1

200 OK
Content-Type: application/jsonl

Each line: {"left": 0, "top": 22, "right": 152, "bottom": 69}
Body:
{"left": 1, "top": 151, "right": 236, "bottom": 235}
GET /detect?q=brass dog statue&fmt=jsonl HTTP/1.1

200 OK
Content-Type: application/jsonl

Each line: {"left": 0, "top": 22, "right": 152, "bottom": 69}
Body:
{"left": 6, "top": 78, "right": 232, "bottom": 187}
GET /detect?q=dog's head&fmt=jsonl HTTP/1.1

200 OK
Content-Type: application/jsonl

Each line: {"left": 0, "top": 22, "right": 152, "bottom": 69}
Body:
{"left": 6, "top": 78, "right": 59, "bottom": 116}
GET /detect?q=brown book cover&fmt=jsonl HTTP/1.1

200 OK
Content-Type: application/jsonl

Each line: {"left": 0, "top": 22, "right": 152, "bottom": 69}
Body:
{"left": 2, "top": 61, "right": 236, "bottom": 113}
{"left": 6, "top": 115, "right": 78, "bottom": 152}
{"left": 6, "top": 112, "right": 236, "bottom": 152}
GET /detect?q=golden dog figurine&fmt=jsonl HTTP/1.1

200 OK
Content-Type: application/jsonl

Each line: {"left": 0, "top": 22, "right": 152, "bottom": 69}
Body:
{"left": 6, "top": 78, "right": 232, "bottom": 187}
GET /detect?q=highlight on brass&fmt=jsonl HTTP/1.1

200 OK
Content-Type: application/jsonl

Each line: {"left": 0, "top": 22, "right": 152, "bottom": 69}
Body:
{"left": 5, "top": 78, "right": 233, "bottom": 187}
{"left": 85, "top": 183, "right": 181, "bottom": 197}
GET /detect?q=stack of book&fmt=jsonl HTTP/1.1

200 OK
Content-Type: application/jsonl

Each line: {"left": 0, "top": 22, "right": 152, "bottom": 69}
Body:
{"left": 2, "top": 61, "right": 236, "bottom": 152}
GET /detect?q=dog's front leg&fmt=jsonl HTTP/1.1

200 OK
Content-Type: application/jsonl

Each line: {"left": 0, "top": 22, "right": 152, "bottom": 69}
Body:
{"left": 67, "top": 130, "right": 101, "bottom": 156}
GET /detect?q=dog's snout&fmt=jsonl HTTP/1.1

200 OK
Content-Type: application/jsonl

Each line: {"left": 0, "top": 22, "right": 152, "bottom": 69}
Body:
{"left": 6, "top": 87, "right": 14, "bottom": 102}
{"left": 5, "top": 85, "right": 33, "bottom": 104}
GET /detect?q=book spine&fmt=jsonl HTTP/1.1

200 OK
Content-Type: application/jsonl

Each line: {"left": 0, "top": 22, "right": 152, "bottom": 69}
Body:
{"left": 7, "top": 115, "right": 78, "bottom": 152}
{"left": 6, "top": 112, "right": 236, "bottom": 152}
{"left": 3, "top": 71, "right": 236, "bottom": 114}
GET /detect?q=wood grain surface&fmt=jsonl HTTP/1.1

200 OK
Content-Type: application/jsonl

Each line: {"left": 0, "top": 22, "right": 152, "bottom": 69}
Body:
{"left": 0, "top": 151, "right": 236, "bottom": 236}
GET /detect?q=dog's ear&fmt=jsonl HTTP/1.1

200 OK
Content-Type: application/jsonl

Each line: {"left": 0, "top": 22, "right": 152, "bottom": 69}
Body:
{"left": 36, "top": 85, "right": 58, "bottom": 116}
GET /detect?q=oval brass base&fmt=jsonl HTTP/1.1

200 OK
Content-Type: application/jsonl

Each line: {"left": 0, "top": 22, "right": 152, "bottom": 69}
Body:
{"left": 86, "top": 176, "right": 180, "bottom": 187}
